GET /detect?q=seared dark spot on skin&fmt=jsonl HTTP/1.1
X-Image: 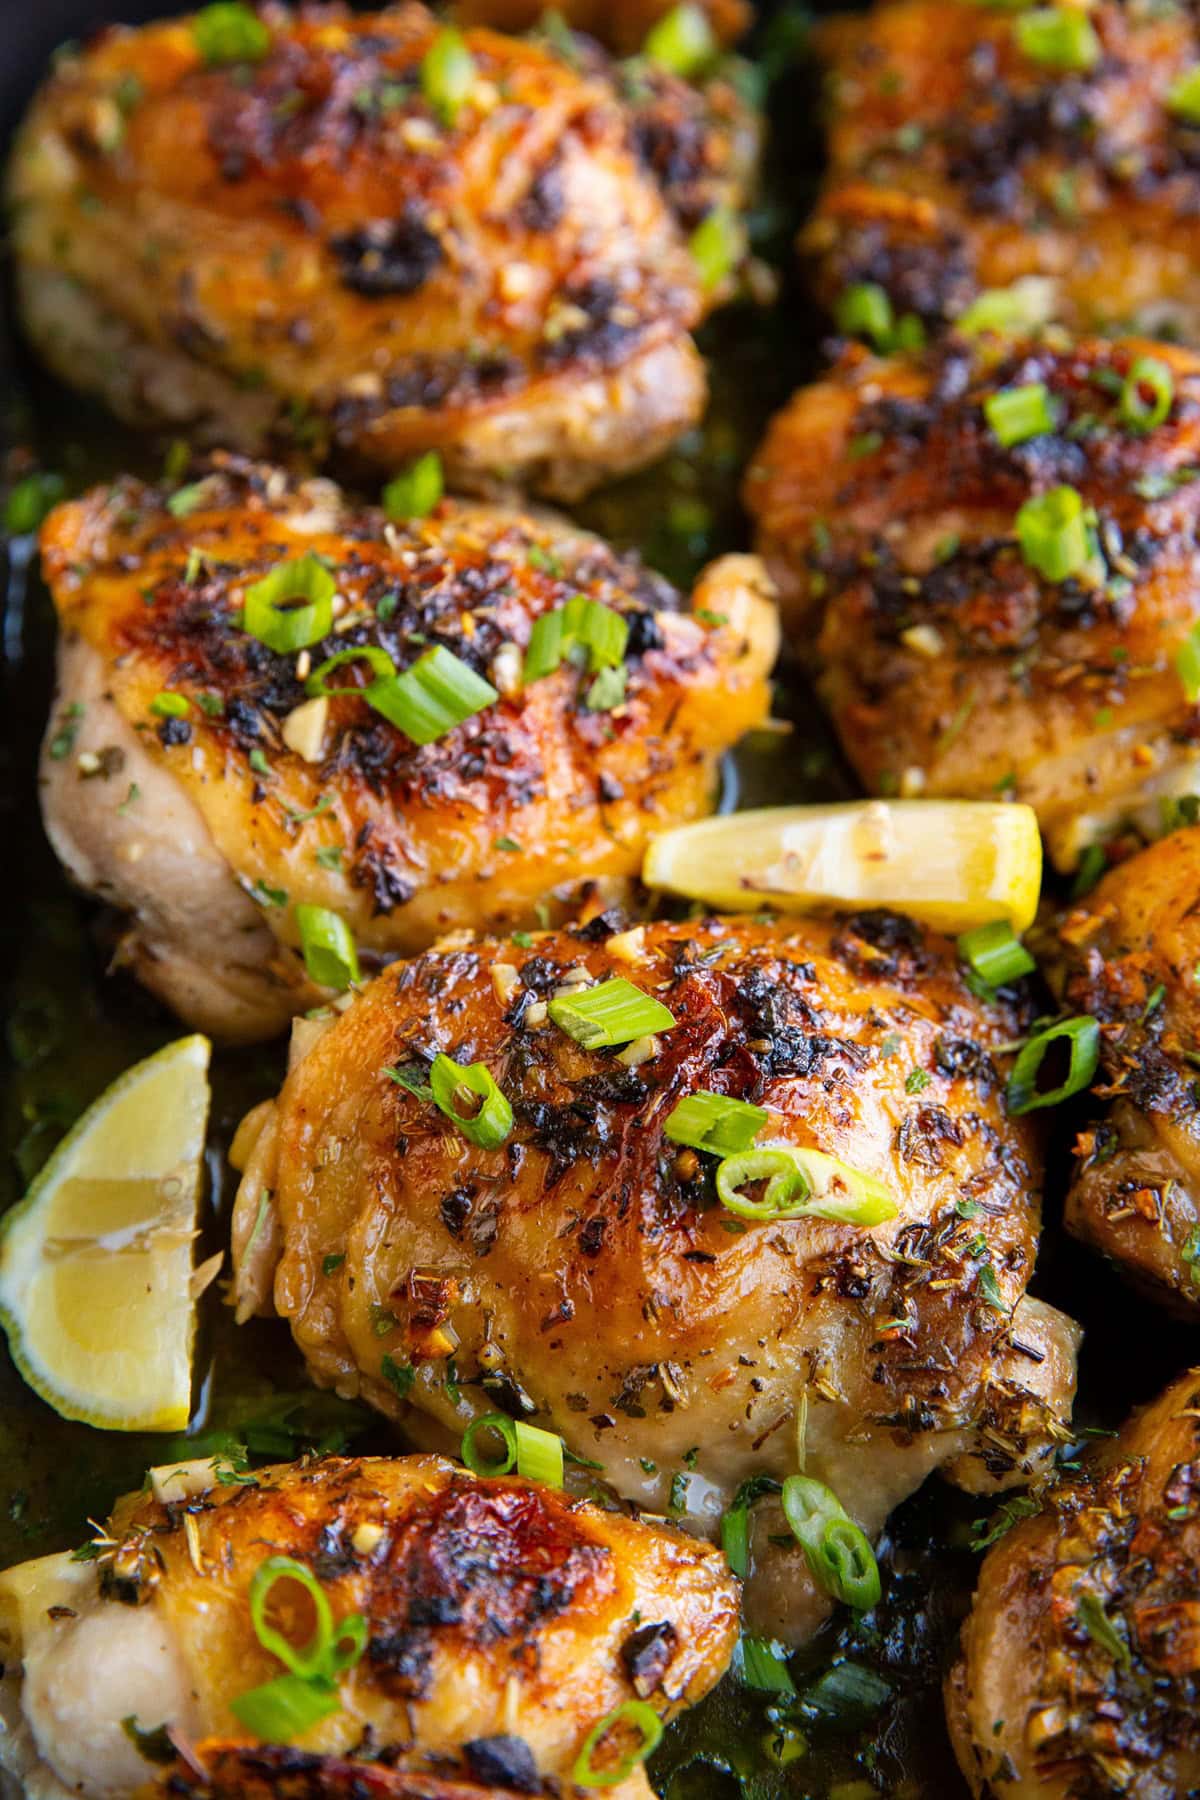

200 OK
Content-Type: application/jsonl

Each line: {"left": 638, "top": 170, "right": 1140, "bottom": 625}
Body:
{"left": 621, "top": 1618, "right": 679, "bottom": 1695}
{"left": 462, "top": 1737, "right": 541, "bottom": 1793}
{"left": 330, "top": 213, "right": 444, "bottom": 298}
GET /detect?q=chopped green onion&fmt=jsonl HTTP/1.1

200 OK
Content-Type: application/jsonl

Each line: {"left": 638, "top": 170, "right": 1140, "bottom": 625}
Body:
{"left": 585, "top": 666, "right": 628, "bottom": 711}
{"left": 192, "top": 1, "right": 271, "bottom": 64}
{"left": 383, "top": 451, "right": 443, "bottom": 522}
{"left": 1168, "top": 63, "right": 1200, "bottom": 123}
{"left": 308, "top": 644, "right": 497, "bottom": 744}
{"left": 955, "top": 277, "right": 1055, "bottom": 339}
{"left": 833, "top": 284, "right": 926, "bottom": 354}
{"left": 150, "top": 691, "right": 189, "bottom": 717}
{"left": 514, "top": 1419, "right": 564, "bottom": 1488}
{"left": 664, "top": 1090, "right": 768, "bottom": 1156}
{"left": 245, "top": 1556, "right": 366, "bottom": 1686}
{"left": 735, "top": 1636, "right": 797, "bottom": 1698}
{"left": 429, "top": 1052, "right": 513, "bottom": 1149}
{"left": 4, "top": 471, "right": 65, "bottom": 535}
{"left": 715, "top": 1146, "right": 897, "bottom": 1226}
{"left": 720, "top": 1474, "right": 781, "bottom": 1578}
{"left": 421, "top": 27, "right": 476, "bottom": 124}
{"left": 229, "top": 1670, "right": 341, "bottom": 1740}
{"left": 1071, "top": 841, "right": 1107, "bottom": 898}
{"left": 957, "top": 920, "right": 1036, "bottom": 987}
{"left": 248, "top": 1557, "right": 336, "bottom": 1679}
{"left": 688, "top": 207, "right": 744, "bottom": 291}
{"left": 1014, "top": 7, "right": 1099, "bottom": 70}
{"left": 523, "top": 596, "right": 629, "bottom": 684}
{"left": 835, "top": 282, "right": 893, "bottom": 348}
{"left": 1118, "top": 355, "right": 1173, "bottom": 433}
{"left": 798, "top": 1661, "right": 891, "bottom": 1722}
{"left": 1177, "top": 623, "right": 1200, "bottom": 702}
{"left": 643, "top": 2, "right": 717, "bottom": 75}
{"left": 572, "top": 1700, "right": 664, "bottom": 1788}
{"left": 984, "top": 382, "right": 1057, "bottom": 448}
{"left": 1006, "top": 1015, "right": 1100, "bottom": 1113}
{"left": 781, "top": 1475, "right": 881, "bottom": 1610}
{"left": 548, "top": 977, "right": 676, "bottom": 1049}
{"left": 1015, "top": 486, "right": 1093, "bottom": 582}
{"left": 295, "top": 905, "right": 359, "bottom": 990}
{"left": 242, "top": 554, "right": 336, "bottom": 654}
{"left": 461, "top": 1411, "right": 518, "bottom": 1476}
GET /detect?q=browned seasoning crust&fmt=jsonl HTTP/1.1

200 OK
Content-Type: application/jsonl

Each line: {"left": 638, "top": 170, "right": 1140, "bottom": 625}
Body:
{"left": 806, "top": 0, "right": 1200, "bottom": 339}
{"left": 744, "top": 333, "right": 1200, "bottom": 871}
{"left": 232, "top": 908, "right": 1080, "bottom": 1643}
{"left": 72, "top": 1453, "right": 738, "bottom": 1771}
{"left": 37, "top": 456, "right": 776, "bottom": 1039}
{"left": 7, "top": 2, "right": 728, "bottom": 499}
{"left": 158, "top": 1749, "right": 537, "bottom": 1800}
{"left": 1055, "top": 825, "right": 1200, "bottom": 1314}
{"left": 947, "top": 1368, "right": 1200, "bottom": 1800}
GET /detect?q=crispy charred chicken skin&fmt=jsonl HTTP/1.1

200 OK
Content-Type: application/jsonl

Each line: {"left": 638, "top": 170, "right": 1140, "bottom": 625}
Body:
{"left": 0, "top": 1454, "right": 737, "bottom": 1799}
{"left": 1055, "top": 825, "right": 1200, "bottom": 1315}
{"left": 947, "top": 1367, "right": 1200, "bottom": 1800}
{"left": 806, "top": 0, "right": 1200, "bottom": 340}
{"left": 745, "top": 334, "right": 1200, "bottom": 871}
{"left": 231, "top": 910, "right": 1079, "bottom": 1645}
{"left": 7, "top": 2, "right": 736, "bottom": 500}
{"left": 38, "top": 458, "right": 777, "bottom": 1042}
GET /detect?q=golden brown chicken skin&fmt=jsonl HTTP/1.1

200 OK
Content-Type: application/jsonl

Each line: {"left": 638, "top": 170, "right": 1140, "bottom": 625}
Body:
{"left": 38, "top": 457, "right": 776, "bottom": 1041}
{"left": 745, "top": 334, "right": 1200, "bottom": 872}
{"left": 452, "top": 0, "right": 749, "bottom": 59}
{"left": 231, "top": 910, "right": 1080, "bottom": 1645}
{"left": 0, "top": 1453, "right": 736, "bottom": 1798}
{"left": 947, "top": 1367, "right": 1200, "bottom": 1800}
{"left": 8, "top": 3, "right": 716, "bottom": 500}
{"left": 806, "top": 0, "right": 1200, "bottom": 340}
{"left": 1055, "top": 826, "right": 1200, "bottom": 1315}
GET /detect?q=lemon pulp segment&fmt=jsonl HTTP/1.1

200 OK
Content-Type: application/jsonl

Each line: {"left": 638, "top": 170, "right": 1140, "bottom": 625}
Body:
{"left": 0, "top": 1035, "right": 211, "bottom": 1431}
{"left": 642, "top": 800, "right": 1043, "bottom": 934}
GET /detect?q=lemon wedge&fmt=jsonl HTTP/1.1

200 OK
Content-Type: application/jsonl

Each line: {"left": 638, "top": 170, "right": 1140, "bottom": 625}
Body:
{"left": 643, "top": 800, "right": 1042, "bottom": 934}
{"left": 0, "top": 1035, "right": 211, "bottom": 1431}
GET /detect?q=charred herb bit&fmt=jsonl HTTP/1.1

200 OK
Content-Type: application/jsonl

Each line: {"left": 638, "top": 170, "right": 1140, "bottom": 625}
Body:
{"left": 1076, "top": 1591, "right": 1132, "bottom": 1669}
{"left": 668, "top": 1471, "right": 690, "bottom": 1514}
{"left": 383, "top": 1062, "right": 435, "bottom": 1101}
{"left": 120, "top": 1716, "right": 175, "bottom": 1764}
{"left": 371, "top": 1305, "right": 398, "bottom": 1337}
{"left": 969, "top": 1491, "right": 1039, "bottom": 1550}
{"left": 382, "top": 1354, "right": 415, "bottom": 1399}
{"left": 47, "top": 702, "right": 84, "bottom": 760}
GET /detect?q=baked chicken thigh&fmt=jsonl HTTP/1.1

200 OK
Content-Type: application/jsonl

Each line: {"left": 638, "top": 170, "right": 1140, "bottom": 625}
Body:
{"left": 806, "top": 0, "right": 1200, "bottom": 341}
{"left": 8, "top": 2, "right": 720, "bottom": 500}
{"left": 38, "top": 458, "right": 776, "bottom": 1041}
{"left": 231, "top": 909, "right": 1080, "bottom": 1644}
{"left": 0, "top": 1453, "right": 737, "bottom": 1798}
{"left": 745, "top": 333, "right": 1200, "bottom": 871}
{"left": 1056, "top": 824, "right": 1200, "bottom": 1315}
{"left": 947, "top": 1367, "right": 1200, "bottom": 1800}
